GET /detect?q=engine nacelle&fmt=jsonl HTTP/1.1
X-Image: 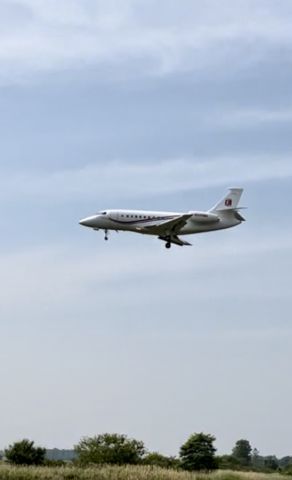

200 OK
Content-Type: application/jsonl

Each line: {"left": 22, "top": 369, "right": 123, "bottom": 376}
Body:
{"left": 188, "top": 211, "right": 219, "bottom": 224}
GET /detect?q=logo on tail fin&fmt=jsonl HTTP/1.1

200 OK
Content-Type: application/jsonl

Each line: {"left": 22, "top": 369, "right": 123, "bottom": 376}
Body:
{"left": 225, "top": 199, "right": 232, "bottom": 207}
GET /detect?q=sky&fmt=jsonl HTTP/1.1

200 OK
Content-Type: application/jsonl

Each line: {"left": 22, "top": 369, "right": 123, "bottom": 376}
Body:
{"left": 0, "top": 0, "right": 292, "bottom": 458}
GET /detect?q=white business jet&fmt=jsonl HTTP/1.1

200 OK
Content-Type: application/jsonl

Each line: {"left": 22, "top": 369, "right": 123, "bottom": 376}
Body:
{"left": 79, "top": 187, "right": 245, "bottom": 248}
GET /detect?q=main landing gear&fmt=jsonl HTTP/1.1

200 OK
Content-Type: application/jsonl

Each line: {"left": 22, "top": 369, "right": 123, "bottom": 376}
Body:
{"left": 158, "top": 235, "right": 172, "bottom": 249}
{"left": 165, "top": 237, "right": 171, "bottom": 249}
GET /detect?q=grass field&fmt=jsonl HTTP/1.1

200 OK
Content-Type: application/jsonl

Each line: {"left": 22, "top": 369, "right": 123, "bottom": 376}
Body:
{"left": 0, "top": 466, "right": 285, "bottom": 480}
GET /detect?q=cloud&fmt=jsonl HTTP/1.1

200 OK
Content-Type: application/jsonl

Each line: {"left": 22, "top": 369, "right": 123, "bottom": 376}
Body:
{"left": 1, "top": 227, "right": 291, "bottom": 324}
{"left": 1, "top": 155, "right": 292, "bottom": 203}
{"left": 212, "top": 108, "right": 292, "bottom": 128}
{"left": 1, "top": 0, "right": 292, "bottom": 83}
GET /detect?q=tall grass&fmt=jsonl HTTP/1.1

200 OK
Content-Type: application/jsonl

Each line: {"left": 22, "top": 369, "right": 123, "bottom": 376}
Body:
{"left": 0, "top": 466, "right": 285, "bottom": 480}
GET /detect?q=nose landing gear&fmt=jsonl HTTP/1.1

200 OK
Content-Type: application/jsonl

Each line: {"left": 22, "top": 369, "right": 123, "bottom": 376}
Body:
{"left": 104, "top": 229, "right": 109, "bottom": 241}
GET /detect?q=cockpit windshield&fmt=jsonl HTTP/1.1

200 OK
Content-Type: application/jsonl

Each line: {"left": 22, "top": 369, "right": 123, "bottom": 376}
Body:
{"left": 98, "top": 211, "right": 107, "bottom": 215}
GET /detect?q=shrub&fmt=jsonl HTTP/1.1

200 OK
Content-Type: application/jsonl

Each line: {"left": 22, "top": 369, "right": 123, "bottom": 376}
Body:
{"left": 75, "top": 433, "right": 145, "bottom": 466}
{"left": 5, "top": 439, "right": 46, "bottom": 466}
{"left": 143, "top": 452, "right": 180, "bottom": 469}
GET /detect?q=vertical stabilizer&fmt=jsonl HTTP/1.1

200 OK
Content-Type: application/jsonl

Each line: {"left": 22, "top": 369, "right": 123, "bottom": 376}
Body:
{"left": 209, "top": 188, "right": 243, "bottom": 212}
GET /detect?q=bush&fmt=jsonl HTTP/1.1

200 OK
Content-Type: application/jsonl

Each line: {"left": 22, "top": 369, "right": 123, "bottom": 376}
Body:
{"left": 143, "top": 452, "right": 180, "bottom": 469}
{"left": 282, "top": 466, "right": 292, "bottom": 475}
{"left": 75, "top": 433, "right": 145, "bottom": 466}
{"left": 217, "top": 455, "right": 241, "bottom": 470}
{"left": 5, "top": 439, "right": 46, "bottom": 466}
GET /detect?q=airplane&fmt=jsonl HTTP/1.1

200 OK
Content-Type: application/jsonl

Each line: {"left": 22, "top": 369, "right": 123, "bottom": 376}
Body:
{"left": 79, "top": 187, "right": 245, "bottom": 248}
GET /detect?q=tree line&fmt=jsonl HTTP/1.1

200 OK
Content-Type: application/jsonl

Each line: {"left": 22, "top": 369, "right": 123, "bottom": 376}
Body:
{"left": 1, "top": 434, "right": 292, "bottom": 473}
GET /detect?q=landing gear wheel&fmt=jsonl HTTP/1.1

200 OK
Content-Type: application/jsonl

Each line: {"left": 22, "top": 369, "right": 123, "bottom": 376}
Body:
{"left": 165, "top": 242, "right": 171, "bottom": 249}
{"left": 104, "top": 229, "right": 108, "bottom": 241}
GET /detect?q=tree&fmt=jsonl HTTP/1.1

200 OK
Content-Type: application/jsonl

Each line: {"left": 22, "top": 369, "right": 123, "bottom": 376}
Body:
{"left": 75, "top": 433, "right": 145, "bottom": 465}
{"left": 251, "top": 448, "right": 265, "bottom": 469}
{"left": 251, "top": 448, "right": 260, "bottom": 467}
{"left": 179, "top": 433, "right": 217, "bottom": 471}
{"left": 5, "top": 439, "right": 46, "bottom": 466}
{"left": 264, "top": 456, "right": 279, "bottom": 471}
{"left": 279, "top": 456, "right": 292, "bottom": 469}
{"left": 232, "top": 439, "right": 252, "bottom": 466}
{"left": 143, "top": 452, "right": 180, "bottom": 469}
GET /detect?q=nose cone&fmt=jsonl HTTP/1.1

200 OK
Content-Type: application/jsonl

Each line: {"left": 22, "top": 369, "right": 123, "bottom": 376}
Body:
{"left": 79, "top": 216, "right": 97, "bottom": 228}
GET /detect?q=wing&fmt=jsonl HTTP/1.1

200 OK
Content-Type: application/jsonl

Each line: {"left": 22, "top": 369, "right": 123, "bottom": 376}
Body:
{"left": 136, "top": 214, "right": 192, "bottom": 236}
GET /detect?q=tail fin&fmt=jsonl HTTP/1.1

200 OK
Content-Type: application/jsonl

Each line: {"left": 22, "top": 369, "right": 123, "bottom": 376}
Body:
{"left": 209, "top": 187, "right": 244, "bottom": 212}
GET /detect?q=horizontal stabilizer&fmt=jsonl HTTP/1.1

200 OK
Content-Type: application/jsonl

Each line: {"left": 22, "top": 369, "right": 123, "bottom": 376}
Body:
{"left": 234, "top": 210, "right": 246, "bottom": 222}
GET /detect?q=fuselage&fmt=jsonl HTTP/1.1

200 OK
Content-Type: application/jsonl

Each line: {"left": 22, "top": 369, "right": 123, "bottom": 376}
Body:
{"left": 79, "top": 209, "right": 241, "bottom": 235}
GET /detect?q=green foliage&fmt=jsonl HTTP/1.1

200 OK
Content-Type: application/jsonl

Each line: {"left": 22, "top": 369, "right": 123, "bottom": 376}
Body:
{"left": 251, "top": 449, "right": 263, "bottom": 469}
{"left": 217, "top": 455, "right": 241, "bottom": 470}
{"left": 179, "top": 433, "right": 217, "bottom": 472}
{"left": 283, "top": 466, "right": 292, "bottom": 476}
{"left": 5, "top": 439, "right": 46, "bottom": 466}
{"left": 264, "top": 456, "right": 279, "bottom": 471}
{"left": 143, "top": 452, "right": 180, "bottom": 469}
{"left": 75, "top": 433, "right": 145, "bottom": 466}
{"left": 232, "top": 440, "right": 252, "bottom": 466}
{"left": 279, "top": 457, "right": 292, "bottom": 469}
